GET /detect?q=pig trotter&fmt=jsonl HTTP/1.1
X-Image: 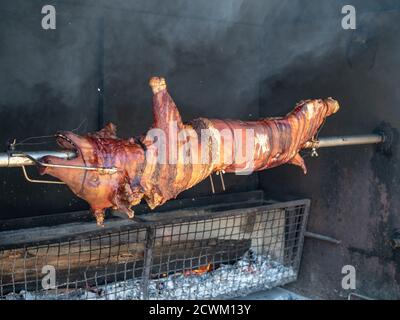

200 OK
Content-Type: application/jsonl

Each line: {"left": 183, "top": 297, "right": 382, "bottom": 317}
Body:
{"left": 290, "top": 153, "right": 307, "bottom": 174}
{"left": 149, "top": 77, "right": 167, "bottom": 94}
{"left": 92, "top": 209, "right": 105, "bottom": 227}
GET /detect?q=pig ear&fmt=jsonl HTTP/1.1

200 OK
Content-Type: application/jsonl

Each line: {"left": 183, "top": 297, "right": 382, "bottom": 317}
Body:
{"left": 89, "top": 122, "right": 118, "bottom": 139}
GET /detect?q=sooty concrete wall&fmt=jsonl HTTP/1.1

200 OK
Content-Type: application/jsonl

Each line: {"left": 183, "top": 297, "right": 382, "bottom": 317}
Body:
{"left": 0, "top": 0, "right": 265, "bottom": 218}
{"left": 258, "top": 1, "right": 400, "bottom": 299}
{"left": 0, "top": 0, "right": 399, "bottom": 300}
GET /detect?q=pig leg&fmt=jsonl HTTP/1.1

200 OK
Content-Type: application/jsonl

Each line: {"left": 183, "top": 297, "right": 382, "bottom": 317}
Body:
{"left": 119, "top": 206, "right": 135, "bottom": 219}
{"left": 91, "top": 208, "right": 106, "bottom": 227}
{"left": 112, "top": 181, "right": 140, "bottom": 219}
{"left": 148, "top": 77, "right": 185, "bottom": 132}
{"left": 112, "top": 193, "right": 135, "bottom": 219}
{"left": 289, "top": 153, "right": 307, "bottom": 174}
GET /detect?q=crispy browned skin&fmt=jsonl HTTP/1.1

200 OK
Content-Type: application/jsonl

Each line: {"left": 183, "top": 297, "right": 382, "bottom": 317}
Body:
{"left": 40, "top": 77, "right": 339, "bottom": 225}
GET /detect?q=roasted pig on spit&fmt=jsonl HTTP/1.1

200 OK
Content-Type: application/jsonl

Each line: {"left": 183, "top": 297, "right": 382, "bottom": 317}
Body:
{"left": 39, "top": 77, "right": 340, "bottom": 225}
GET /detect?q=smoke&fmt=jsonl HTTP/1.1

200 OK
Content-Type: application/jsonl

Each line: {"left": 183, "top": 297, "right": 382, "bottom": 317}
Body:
{"left": 0, "top": 1, "right": 393, "bottom": 126}
{"left": 0, "top": 0, "right": 394, "bottom": 146}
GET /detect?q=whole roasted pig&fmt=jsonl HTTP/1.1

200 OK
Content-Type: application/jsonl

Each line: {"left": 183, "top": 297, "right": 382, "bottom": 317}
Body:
{"left": 39, "top": 77, "right": 339, "bottom": 225}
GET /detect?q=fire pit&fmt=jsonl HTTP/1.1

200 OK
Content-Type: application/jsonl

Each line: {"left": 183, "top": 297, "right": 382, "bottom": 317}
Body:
{"left": 0, "top": 191, "right": 309, "bottom": 300}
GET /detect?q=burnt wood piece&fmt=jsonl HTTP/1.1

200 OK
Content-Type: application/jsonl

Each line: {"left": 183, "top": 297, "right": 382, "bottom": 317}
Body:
{"left": 0, "top": 238, "right": 251, "bottom": 295}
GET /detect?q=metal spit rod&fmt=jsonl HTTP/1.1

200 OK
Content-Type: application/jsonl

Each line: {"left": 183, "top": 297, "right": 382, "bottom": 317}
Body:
{"left": 0, "top": 133, "right": 385, "bottom": 168}
{"left": 303, "top": 134, "right": 384, "bottom": 149}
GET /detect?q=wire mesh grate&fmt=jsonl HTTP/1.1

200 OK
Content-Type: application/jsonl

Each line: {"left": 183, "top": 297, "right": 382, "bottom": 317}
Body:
{"left": 0, "top": 199, "right": 309, "bottom": 300}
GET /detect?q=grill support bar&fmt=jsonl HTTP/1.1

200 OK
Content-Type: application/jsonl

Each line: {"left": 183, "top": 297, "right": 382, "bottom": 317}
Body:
{"left": 304, "top": 231, "right": 341, "bottom": 245}
{"left": 141, "top": 226, "right": 155, "bottom": 300}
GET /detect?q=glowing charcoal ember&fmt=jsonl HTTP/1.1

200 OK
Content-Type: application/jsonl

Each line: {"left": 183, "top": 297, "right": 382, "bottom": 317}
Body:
{"left": 6, "top": 252, "right": 296, "bottom": 300}
{"left": 183, "top": 263, "right": 213, "bottom": 276}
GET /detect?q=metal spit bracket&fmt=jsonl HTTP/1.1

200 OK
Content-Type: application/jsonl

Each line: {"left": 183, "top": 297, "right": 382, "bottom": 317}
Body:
{"left": 309, "top": 138, "right": 319, "bottom": 157}
{"left": 21, "top": 165, "right": 65, "bottom": 184}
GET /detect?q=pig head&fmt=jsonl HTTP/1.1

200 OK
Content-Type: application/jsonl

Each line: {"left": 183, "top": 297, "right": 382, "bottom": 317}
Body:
{"left": 40, "top": 123, "right": 146, "bottom": 225}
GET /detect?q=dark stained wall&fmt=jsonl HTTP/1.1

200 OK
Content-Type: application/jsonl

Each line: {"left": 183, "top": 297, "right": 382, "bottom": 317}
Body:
{"left": 258, "top": 1, "right": 400, "bottom": 299}
{"left": 0, "top": 1, "right": 100, "bottom": 217}
{"left": 0, "top": 0, "right": 265, "bottom": 218}
{"left": 0, "top": 0, "right": 399, "bottom": 299}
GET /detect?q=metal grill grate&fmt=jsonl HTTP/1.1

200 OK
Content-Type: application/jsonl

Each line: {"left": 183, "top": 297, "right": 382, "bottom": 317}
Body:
{"left": 0, "top": 199, "right": 309, "bottom": 300}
